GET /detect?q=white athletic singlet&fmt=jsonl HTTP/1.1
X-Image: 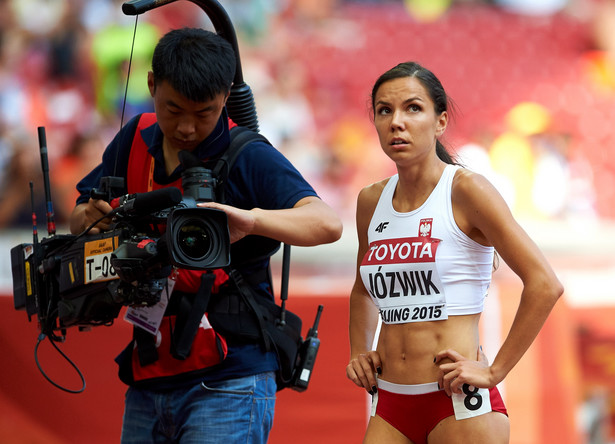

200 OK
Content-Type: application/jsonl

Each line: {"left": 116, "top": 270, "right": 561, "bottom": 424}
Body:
{"left": 359, "top": 165, "right": 494, "bottom": 324}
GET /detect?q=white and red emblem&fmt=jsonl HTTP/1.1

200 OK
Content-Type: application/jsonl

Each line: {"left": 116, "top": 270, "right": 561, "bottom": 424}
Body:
{"left": 419, "top": 218, "right": 433, "bottom": 237}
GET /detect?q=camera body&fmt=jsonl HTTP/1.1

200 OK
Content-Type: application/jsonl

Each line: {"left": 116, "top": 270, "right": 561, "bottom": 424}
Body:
{"left": 10, "top": 153, "right": 230, "bottom": 335}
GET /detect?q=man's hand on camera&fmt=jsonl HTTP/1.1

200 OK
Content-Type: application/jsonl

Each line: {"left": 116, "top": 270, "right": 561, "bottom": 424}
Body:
{"left": 197, "top": 202, "right": 254, "bottom": 243}
{"left": 75, "top": 198, "right": 114, "bottom": 234}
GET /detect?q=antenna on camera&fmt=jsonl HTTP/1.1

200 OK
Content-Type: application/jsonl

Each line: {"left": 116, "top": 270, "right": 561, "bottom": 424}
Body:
{"left": 37, "top": 127, "right": 56, "bottom": 236}
{"left": 30, "top": 182, "right": 39, "bottom": 245}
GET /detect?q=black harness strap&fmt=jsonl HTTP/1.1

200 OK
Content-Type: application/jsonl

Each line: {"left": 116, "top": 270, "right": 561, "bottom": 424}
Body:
{"left": 171, "top": 272, "right": 216, "bottom": 360}
{"left": 134, "top": 325, "right": 158, "bottom": 366}
{"left": 213, "top": 126, "right": 270, "bottom": 203}
{"left": 226, "top": 268, "right": 273, "bottom": 352}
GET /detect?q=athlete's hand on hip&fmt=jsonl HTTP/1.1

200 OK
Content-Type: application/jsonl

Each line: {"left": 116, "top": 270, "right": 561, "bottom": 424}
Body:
{"left": 346, "top": 351, "right": 382, "bottom": 395}
{"left": 435, "top": 348, "right": 495, "bottom": 397}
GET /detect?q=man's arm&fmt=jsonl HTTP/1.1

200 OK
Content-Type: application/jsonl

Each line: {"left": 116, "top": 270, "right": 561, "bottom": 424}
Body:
{"left": 198, "top": 196, "right": 342, "bottom": 246}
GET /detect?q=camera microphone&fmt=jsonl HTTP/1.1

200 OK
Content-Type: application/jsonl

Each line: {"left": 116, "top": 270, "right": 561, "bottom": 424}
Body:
{"left": 111, "top": 187, "right": 183, "bottom": 216}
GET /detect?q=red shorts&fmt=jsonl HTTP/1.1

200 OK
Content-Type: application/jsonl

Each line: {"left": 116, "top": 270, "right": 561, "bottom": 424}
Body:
{"left": 374, "top": 380, "right": 507, "bottom": 444}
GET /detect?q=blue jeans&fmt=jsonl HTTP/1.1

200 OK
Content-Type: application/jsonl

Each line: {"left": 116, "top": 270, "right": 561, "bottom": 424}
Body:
{"left": 120, "top": 372, "right": 277, "bottom": 444}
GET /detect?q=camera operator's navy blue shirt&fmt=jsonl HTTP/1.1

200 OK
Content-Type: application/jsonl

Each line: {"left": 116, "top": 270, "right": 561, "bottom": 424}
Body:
{"left": 76, "top": 110, "right": 317, "bottom": 389}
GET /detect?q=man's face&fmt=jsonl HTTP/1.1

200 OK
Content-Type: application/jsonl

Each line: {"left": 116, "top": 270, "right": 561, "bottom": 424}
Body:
{"left": 148, "top": 72, "right": 229, "bottom": 153}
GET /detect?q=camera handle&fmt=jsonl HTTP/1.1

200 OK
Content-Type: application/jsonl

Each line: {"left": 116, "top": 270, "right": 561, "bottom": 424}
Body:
{"left": 91, "top": 176, "right": 125, "bottom": 202}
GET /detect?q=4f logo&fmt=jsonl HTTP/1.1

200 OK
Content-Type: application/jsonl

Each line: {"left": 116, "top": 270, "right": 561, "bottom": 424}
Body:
{"left": 375, "top": 222, "right": 389, "bottom": 233}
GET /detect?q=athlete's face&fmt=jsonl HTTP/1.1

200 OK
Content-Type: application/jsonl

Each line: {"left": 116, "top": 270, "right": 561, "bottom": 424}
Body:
{"left": 373, "top": 76, "right": 447, "bottom": 164}
{"left": 148, "top": 73, "right": 229, "bottom": 153}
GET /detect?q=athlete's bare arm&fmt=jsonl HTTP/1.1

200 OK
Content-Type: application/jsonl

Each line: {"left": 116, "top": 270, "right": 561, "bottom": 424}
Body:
{"left": 347, "top": 181, "right": 388, "bottom": 393}
{"left": 435, "top": 170, "right": 563, "bottom": 395}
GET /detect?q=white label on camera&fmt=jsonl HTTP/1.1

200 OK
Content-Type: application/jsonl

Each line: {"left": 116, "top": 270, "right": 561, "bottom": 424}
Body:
{"left": 83, "top": 237, "right": 119, "bottom": 284}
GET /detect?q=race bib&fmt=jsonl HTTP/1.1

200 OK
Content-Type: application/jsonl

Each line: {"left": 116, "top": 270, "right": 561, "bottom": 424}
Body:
{"left": 452, "top": 384, "right": 492, "bottom": 420}
{"left": 360, "top": 235, "right": 448, "bottom": 324}
{"left": 370, "top": 390, "right": 379, "bottom": 417}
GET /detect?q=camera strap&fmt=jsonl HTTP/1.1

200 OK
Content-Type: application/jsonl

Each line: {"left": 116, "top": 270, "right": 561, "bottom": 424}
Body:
{"left": 172, "top": 272, "right": 216, "bottom": 360}
{"left": 226, "top": 268, "right": 273, "bottom": 352}
{"left": 133, "top": 326, "right": 158, "bottom": 366}
{"left": 212, "top": 125, "right": 270, "bottom": 204}
{"left": 133, "top": 272, "right": 217, "bottom": 365}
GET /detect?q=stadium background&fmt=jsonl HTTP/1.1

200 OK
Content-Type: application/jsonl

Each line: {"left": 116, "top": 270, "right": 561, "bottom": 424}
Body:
{"left": 1, "top": 0, "right": 615, "bottom": 442}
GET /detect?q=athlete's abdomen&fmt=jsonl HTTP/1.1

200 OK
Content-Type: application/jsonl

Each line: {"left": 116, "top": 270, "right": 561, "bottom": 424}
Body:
{"left": 376, "top": 313, "right": 481, "bottom": 384}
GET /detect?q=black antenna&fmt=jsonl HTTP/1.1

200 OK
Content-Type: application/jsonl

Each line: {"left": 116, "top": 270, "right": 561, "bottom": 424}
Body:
{"left": 26, "top": 181, "right": 39, "bottom": 322}
{"left": 37, "top": 127, "right": 56, "bottom": 236}
{"left": 30, "top": 181, "right": 39, "bottom": 245}
{"left": 308, "top": 305, "right": 323, "bottom": 338}
{"left": 278, "top": 243, "right": 291, "bottom": 326}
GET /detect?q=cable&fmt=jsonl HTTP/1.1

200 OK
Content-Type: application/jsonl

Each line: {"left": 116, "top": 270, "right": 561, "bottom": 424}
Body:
{"left": 113, "top": 14, "right": 139, "bottom": 175}
{"left": 45, "top": 210, "right": 116, "bottom": 258}
{"left": 34, "top": 333, "right": 86, "bottom": 394}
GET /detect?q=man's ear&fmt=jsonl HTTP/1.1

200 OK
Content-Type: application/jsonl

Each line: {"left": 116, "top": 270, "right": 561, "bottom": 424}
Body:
{"left": 148, "top": 71, "right": 156, "bottom": 97}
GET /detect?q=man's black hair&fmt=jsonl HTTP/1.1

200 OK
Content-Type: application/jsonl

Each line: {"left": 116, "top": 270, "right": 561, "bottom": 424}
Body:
{"left": 151, "top": 27, "right": 236, "bottom": 102}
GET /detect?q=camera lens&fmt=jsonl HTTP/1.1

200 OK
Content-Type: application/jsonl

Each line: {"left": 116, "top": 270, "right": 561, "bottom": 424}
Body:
{"left": 176, "top": 219, "right": 215, "bottom": 260}
{"left": 166, "top": 207, "right": 230, "bottom": 269}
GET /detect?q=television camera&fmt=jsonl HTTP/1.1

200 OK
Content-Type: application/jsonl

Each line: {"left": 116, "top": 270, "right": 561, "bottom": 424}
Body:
{"left": 11, "top": 130, "right": 230, "bottom": 341}
{"left": 11, "top": 0, "right": 259, "bottom": 343}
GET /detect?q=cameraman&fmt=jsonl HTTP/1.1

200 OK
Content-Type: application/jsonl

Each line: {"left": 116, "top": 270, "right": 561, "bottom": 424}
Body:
{"left": 69, "top": 27, "right": 342, "bottom": 444}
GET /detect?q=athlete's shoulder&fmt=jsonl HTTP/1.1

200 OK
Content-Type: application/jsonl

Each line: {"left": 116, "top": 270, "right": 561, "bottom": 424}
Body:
{"left": 359, "top": 177, "right": 391, "bottom": 202}
{"left": 356, "top": 177, "right": 392, "bottom": 222}
{"left": 452, "top": 167, "right": 500, "bottom": 204}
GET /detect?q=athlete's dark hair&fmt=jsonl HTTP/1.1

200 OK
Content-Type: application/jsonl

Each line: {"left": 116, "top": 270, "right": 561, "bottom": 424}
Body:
{"left": 151, "top": 27, "right": 236, "bottom": 102}
{"left": 370, "top": 61, "right": 456, "bottom": 165}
